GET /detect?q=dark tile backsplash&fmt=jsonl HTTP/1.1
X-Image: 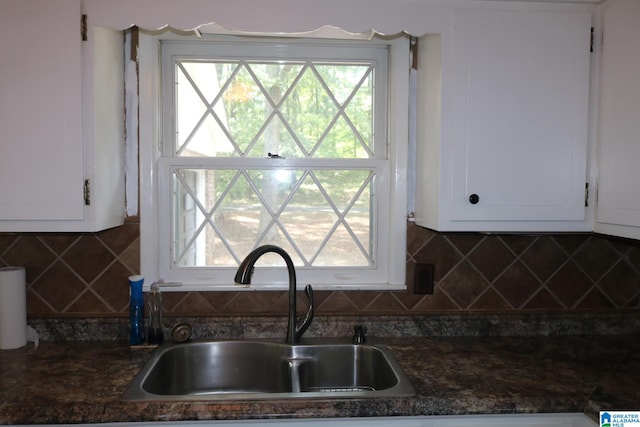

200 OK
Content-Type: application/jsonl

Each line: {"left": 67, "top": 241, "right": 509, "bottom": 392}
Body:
{"left": 0, "top": 221, "right": 639, "bottom": 318}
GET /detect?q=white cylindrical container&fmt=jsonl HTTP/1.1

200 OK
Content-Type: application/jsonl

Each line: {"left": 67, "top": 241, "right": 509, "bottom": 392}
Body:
{"left": 0, "top": 266, "right": 28, "bottom": 349}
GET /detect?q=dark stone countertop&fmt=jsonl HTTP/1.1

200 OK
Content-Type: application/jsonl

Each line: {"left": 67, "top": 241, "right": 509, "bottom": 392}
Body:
{"left": 0, "top": 335, "right": 638, "bottom": 425}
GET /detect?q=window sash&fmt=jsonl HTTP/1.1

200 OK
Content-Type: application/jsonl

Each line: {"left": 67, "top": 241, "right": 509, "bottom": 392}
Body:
{"left": 157, "top": 157, "right": 391, "bottom": 289}
{"left": 161, "top": 40, "right": 389, "bottom": 160}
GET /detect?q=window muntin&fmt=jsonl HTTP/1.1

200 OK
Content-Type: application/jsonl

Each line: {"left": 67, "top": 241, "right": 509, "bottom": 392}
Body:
{"left": 153, "top": 37, "right": 405, "bottom": 290}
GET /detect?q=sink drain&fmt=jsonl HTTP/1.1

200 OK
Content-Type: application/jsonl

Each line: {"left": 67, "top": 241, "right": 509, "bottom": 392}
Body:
{"left": 170, "top": 322, "right": 193, "bottom": 343}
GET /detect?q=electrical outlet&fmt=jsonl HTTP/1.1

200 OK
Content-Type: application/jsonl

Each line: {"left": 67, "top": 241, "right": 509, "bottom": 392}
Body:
{"left": 413, "top": 263, "right": 434, "bottom": 294}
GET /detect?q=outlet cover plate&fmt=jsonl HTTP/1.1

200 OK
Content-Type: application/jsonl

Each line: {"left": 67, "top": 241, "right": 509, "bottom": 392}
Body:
{"left": 413, "top": 263, "right": 434, "bottom": 294}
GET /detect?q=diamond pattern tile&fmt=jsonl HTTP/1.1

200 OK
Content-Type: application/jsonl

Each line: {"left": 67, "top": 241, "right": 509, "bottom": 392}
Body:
{"left": 520, "top": 237, "right": 567, "bottom": 281}
{"left": 546, "top": 261, "right": 594, "bottom": 308}
{"left": 26, "top": 290, "right": 55, "bottom": 316}
{"left": 523, "top": 288, "right": 564, "bottom": 310}
{"left": 343, "top": 291, "right": 380, "bottom": 311}
{"left": 62, "top": 235, "right": 115, "bottom": 283}
{"left": 0, "top": 234, "right": 18, "bottom": 255}
{"left": 172, "top": 292, "right": 216, "bottom": 314}
{"left": 599, "top": 262, "right": 640, "bottom": 307}
{"left": 499, "top": 234, "right": 536, "bottom": 255}
{"left": 414, "top": 234, "right": 462, "bottom": 282}
{"left": 316, "top": 291, "right": 360, "bottom": 314}
{"left": 393, "top": 285, "right": 428, "bottom": 310}
{"left": 467, "top": 236, "right": 515, "bottom": 282}
{"left": 91, "top": 262, "right": 134, "bottom": 312}
{"left": 446, "top": 233, "right": 484, "bottom": 255}
{"left": 553, "top": 234, "right": 589, "bottom": 255}
{"left": 469, "top": 288, "right": 511, "bottom": 310}
{"left": 412, "top": 289, "right": 458, "bottom": 312}
{"left": 119, "top": 238, "right": 140, "bottom": 273}
{"left": 3, "top": 235, "right": 56, "bottom": 282}
{"left": 628, "top": 246, "right": 640, "bottom": 271}
{"left": 161, "top": 291, "right": 190, "bottom": 313}
{"left": 573, "top": 237, "right": 620, "bottom": 281}
{"left": 406, "top": 220, "right": 435, "bottom": 254}
{"left": 365, "top": 292, "right": 408, "bottom": 312}
{"left": 66, "top": 290, "right": 110, "bottom": 314}
{"left": 493, "top": 261, "right": 542, "bottom": 309}
{"left": 39, "top": 234, "right": 79, "bottom": 255}
{"left": 440, "top": 261, "right": 489, "bottom": 309}
{"left": 199, "top": 290, "right": 240, "bottom": 311}
{"left": 30, "top": 261, "right": 86, "bottom": 312}
{"left": 1, "top": 221, "right": 639, "bottom": 317}
{"left": 97, "top": 223, "right": 139, "bottom": 254}
{"left": 575, "top": 288, "right": 616, "bottom": 310}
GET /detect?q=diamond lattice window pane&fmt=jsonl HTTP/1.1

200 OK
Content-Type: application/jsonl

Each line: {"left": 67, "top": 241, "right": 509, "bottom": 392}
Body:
{"left": 345, "top": 186, "right": 373, "bottom": 253}
{"left": 176, "top": 64, "right": 220, "bottom": 156}
{"left": 175, "top": 58, "right": 375, "bottom": 160}
{"left": 279, "top": 173, "right": 338, "bottom": 263}
{"left": 176, "top": 62, "right": 238, "bottom": 157}
{"left": 344, "top": 74, "right": 374, "bottom": 155}
{"left": 314, "top": 223, "right": 372, "bottom": 266}
{"left": 246, "top": 115, "right": 305, "bottom": 158}
{"left": 219, "top": 65, "right": 269, "bottom": 155}
{"left": 172, "top": 167, "right": 375, "bottom": 268}
{"left": 315, "top": 64, "right": 371, "bottom": 106}
{"left": 280, "top": 67, "right": 339, "bottom": 156}
{"left": 314, "top": 115, "right": 369, "bottom": 159}
{"left": 312, "top": 169, "right": 372, "bottom": 213}
{"left": 245, "top": 169, "right": 302, "bottom": 214}
{"left": 249, "top": 62, "right": 305, "bottom": 101}
{"left": 166, "top": 42, "right": 389, "bottom": 276}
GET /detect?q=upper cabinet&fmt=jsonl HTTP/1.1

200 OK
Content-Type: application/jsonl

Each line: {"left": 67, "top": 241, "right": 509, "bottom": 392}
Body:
{"left": 415, "top": 4, "right": 592, "bottom": 232}
{"left": 593, "top": 0, "right": 640, "bottom": 240}
{"left": 0, "top": 0, "right": 124, "bottom": 232}
{"left": 9, "top": 0, "right": 631, "bottom": 238}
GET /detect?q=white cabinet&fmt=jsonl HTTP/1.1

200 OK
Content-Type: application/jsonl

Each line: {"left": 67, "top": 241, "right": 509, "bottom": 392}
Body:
{"left": 593, "top": 0, "right": 640, "bottom": 239}
{"left": 0, "top": 0, "right": 124, "bottom": 232}
{"left": 415, "top": 5, "right": 592, "bottom": 232}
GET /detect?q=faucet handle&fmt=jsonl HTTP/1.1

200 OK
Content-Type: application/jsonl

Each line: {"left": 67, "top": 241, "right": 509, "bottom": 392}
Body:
{"left": 295, "top": 285, "right": 314, "bottom": 341}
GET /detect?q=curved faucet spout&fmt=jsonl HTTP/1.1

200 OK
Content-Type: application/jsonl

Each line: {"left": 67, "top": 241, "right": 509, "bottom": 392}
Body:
{"left": 234, "top": 245, "right": 314, "bottom": 344}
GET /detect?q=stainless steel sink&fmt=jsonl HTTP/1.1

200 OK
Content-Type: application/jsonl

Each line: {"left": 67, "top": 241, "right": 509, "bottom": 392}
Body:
{"left": 123, "top": 340, "right": 415, "bottom": 401}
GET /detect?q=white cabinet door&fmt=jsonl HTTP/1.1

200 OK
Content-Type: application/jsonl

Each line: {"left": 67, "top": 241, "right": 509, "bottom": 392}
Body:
{"left": 0, "top": 0, "right": 125, "bottom": 232}
{"left": 594, "top": 0, "right": 640, "bottom": 239}
{"left": 0, "top": 0, "right": 84, "bottom": 221}
{"left": 416, "top": 5, "right": 592, "bottom": 232}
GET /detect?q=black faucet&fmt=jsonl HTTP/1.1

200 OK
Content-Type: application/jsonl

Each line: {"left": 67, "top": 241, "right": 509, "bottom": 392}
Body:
{"left": 234, "top": 245, "right": 314, "bottom": 344}
{"left": 352, "top": 325, "right": 367, "bottom": 344}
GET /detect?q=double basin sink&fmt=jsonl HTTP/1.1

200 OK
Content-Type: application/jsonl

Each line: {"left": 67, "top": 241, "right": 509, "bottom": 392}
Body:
{"left": 123, "top": 340, "right": 415, "bottom": 400}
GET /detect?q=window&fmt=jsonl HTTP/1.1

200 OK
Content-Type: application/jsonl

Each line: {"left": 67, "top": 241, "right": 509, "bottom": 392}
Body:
{"left": 140, "top": 34, "right": 408, "bottom": 291}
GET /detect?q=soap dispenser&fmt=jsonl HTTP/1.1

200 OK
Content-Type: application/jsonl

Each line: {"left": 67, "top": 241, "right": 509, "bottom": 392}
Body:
{"left": 128, "top": 275, "right": 145, "bottom": 345}
{"left": 147, "top": 282, "right": 164, "bottom": 345}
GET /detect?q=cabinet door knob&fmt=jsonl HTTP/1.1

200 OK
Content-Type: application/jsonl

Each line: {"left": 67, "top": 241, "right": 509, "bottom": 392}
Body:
{"left": 469, "top": 194, "right": 480, "bottom": 204}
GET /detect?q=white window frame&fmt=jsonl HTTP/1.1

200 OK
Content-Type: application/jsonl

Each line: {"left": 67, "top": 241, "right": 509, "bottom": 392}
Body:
{"left": 139, "top": 32, "right": 408, "bottom": 291}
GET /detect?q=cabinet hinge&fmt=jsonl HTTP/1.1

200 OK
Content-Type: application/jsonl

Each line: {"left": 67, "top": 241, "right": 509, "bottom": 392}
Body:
{"left": 84, "top": 179, "right": 91, "bottom": 206}
{"left": 585, "top": 182, "right": 589, "bottom": 207}
{"left": 590, "top": 27, "right": 595, "bottom": 53}
{"left": 81, "top": 14, "right": 88, "bottom": 41}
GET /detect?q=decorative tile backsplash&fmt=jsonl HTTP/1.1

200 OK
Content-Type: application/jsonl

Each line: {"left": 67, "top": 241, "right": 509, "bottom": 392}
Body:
{"left": 0, "top": 221, "right": 639, "bottom": 317}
